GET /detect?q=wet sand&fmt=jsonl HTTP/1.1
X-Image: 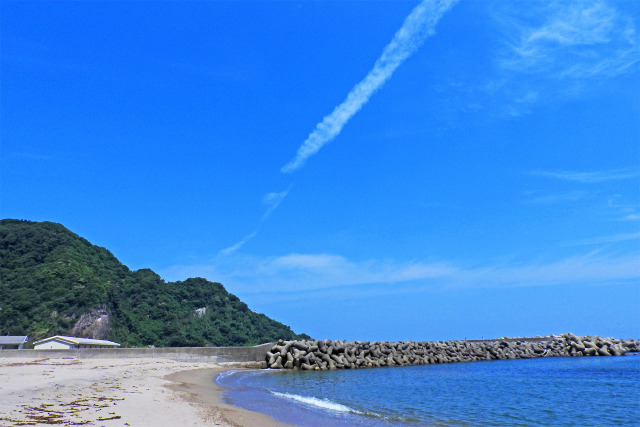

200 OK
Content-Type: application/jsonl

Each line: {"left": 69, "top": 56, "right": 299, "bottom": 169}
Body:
{"left": 166, "top": 367, "right": 292, "bottom": 427}
{"left": 0, "top": 356, "right": 290, "bottom": 426}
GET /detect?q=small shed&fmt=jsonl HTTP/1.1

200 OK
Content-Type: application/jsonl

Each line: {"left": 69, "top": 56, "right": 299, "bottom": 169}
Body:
{"left": 33, "top": 336, "right": 120, "bottom": 350}
{"left": 0, "top": 336, "right": 28, "bottom": 349}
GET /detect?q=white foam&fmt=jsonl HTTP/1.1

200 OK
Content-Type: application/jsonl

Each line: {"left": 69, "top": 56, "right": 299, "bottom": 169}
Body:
{"left": 271, "top": 391, "right": 362, "bottom": 414}
{"left": 215, "top": 370, "right": 238, "bottom": 384}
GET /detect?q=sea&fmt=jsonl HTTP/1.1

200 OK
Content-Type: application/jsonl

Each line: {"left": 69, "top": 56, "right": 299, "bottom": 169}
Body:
{"left": 216, "top": 354, "right": 640, "bottom": 426}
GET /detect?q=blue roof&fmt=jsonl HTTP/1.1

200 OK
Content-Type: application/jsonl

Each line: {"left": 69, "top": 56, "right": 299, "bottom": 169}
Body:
{"left": 0, "top": 336, "right": 28, "bottom": 344}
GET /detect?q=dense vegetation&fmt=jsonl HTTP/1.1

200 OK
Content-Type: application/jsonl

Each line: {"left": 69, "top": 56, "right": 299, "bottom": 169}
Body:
{"left": 0, "top": 219, "right": 309, "bottom": 347}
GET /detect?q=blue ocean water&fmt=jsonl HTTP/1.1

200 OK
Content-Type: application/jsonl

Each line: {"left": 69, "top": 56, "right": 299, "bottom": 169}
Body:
{"left": 216, "top": 355, "right": 640, "bottom": 426}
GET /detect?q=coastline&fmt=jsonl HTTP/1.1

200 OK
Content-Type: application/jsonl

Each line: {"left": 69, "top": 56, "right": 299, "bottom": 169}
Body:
{"left": 3, "top": 337, "right": 637, "bottom": 426}
{"left": 0, "top": 356, "right": 289, "bottom": 427}
{"left": 209, "top": 355, "right": 640, "bottom": 426}
{"left": 166, "top": 366, "right": 292, "bottom": 427}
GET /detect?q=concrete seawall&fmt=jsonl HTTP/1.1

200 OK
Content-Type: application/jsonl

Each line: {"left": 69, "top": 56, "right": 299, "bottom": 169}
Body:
{"left": 0, "top": 343, "right": 273, "bottom": 364}
{"left": 265, "top": 334, "right": 640, "bottom": 370}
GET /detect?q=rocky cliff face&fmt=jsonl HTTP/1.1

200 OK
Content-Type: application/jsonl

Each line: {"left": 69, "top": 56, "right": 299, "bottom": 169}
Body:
{"left": 69, "top": 308, "right": 111, "bottom": 339}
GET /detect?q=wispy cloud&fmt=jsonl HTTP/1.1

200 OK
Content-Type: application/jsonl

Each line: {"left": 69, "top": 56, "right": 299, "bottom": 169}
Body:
{"left": 531, "top": 168, "right": 640, "bottom": 183}
{"left": 524, "top": 190, "right": 590, "bottom": 204}
{"left": 219, "top": 187, "right": 292, "bottom": 255}
{"left": 606, "top": 195, "right": 640, "bottom": 222}
{"left": 526, "top": 169, "right": 640, "bottom": 220}
{"left": 500, "top": 0, "right": 638, "bottom": 78}
{"left": 261, "top": 188, "right": 291, "bottom": 221}
{"left": 222, "top": 1, "right": 459, "bottom": 252}
{"left": 219, "top": 231, "right": 258, "bottom": 256}
{"left": 566, "top": 231, "right": 640, "bottom": 246}
{"left": 475, "top": 0, "right": 639, "bottom": 117}
{"left": 162, "top": 250, "right": 640, "bottom": 298}
{"left": 281, "top": 0, "right": 459, "bottom": 173}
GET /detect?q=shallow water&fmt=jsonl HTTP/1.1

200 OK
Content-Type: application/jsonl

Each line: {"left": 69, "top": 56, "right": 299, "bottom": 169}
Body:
{"left": 217, "top": 355, "right": 640, "bottom": 426}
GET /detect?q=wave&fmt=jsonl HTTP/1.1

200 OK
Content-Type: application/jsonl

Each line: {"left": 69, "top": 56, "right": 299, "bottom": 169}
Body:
{"left": 215, "top": 369, "right": 239, "bottom": 385}
{"left": 270, "top": 391, "right": 363, "bottom": 415}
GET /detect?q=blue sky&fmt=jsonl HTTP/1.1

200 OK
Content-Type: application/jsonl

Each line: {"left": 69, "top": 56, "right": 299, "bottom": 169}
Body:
{"left": 2, "top": 0, "right": 639, "bottom": 341}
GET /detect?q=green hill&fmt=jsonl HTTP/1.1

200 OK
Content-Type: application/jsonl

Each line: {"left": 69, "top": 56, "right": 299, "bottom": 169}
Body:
{"left": 0, "top": 219, "right": 309, "bottom": 347}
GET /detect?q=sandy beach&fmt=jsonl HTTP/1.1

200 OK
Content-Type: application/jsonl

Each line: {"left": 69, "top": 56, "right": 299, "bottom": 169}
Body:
{"left": 0, "top": 356, "right": 290, "bottom": 427}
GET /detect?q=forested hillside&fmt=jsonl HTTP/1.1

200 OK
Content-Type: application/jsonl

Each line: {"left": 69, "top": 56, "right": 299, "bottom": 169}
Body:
{"left": 0, "top": 219, "right": 308, "bottom": 347}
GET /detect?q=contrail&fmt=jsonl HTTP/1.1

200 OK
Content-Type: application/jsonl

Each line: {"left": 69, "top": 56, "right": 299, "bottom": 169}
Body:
{"left": 281, "top": 0, "right": 459, "bottom": 173}
{"left": 220, "top": 231, "right": 258, "bottom": 256}
{"left": 220, "top": 187, "right": 292, "bottom": 255}
{"left": 223, "top": 1, "right": 457, "bottom": 254}
{"left": 261, "top": 187, "right": 291, "bottom": 221}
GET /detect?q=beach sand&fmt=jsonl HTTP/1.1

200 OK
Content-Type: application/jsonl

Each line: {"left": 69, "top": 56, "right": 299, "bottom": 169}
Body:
{"left": 0, "top": 356, "right": 290, "bottom": 426}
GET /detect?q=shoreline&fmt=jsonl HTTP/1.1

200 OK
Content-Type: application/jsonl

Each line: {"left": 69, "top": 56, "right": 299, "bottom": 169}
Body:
{"left": 3, "top": 350, "right": 638, "bottom": 426}
{"left": 165, "top": 366, "right": 292, "bottom": 427}
{"left": 0, "top": 356, "right": 289, "bottom": 427}
{"left": 4, "top": 335, "right": 637, "bottom": 426}
{"left": 204, "top": 356, "right": 640, "bottom": 427}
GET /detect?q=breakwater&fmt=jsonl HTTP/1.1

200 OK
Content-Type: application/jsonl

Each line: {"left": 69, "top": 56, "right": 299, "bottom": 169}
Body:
{"left": 265, "top": 333, "right": 640, "bottom": 370}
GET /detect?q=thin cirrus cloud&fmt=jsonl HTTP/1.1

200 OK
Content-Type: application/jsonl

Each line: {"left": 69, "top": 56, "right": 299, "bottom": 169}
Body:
{"left": 261, "top": 188, "right": 291, "bottom": 221}
{"left": 566, "top": 231, "right": 640, "bottom": 247}
{"left": 481, "top": 0, "right": 639, "bottom": 117}
{"left": 219, "top": 231, "right": 258, "bottom": 256}
{"left": 281, "top": 0, "right": 459, "bottom": 173}
{"left": 499, "top": 0, "right": 638, "bottom": 78}
{"left": 162, "top": 251, "right": 640, "bottom": 297}
{"left": 530, "top": 168, "right": 640, "bottom": 183}
{"left": 219, "top": 188, "right": 291, "bottom": 255}
{"left": 524, "top": 190, "right": 590, "bottom": 205}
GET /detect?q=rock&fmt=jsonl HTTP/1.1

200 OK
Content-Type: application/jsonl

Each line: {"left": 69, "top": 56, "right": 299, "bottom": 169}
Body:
{"left": 267, "top": 352, "right": 278, "bottom": 366}
{"left": 69, "top": 308, "right": 111, "bottom": 339}
{"left": 294, "top": 341, "right": 309, "bottom": 351}
{"left": 271, "top": 355, "right": 283, "bottom": 369}
{"left": 611, "top": 345, "right": 626, "bottom": 356}
{"left": 266, "top": 335, "right": 636, "bottom": 371}
{"left": 572, "top": 341, "right": 586, "bottom": 352}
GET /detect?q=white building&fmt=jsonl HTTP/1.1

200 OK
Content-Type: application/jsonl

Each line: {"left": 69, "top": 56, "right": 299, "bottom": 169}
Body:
{"left": 33, "top": 336, "right": 120, "bottom": 350}
{"left": 0, "top": 335, "right": 28, "bottom": 349}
